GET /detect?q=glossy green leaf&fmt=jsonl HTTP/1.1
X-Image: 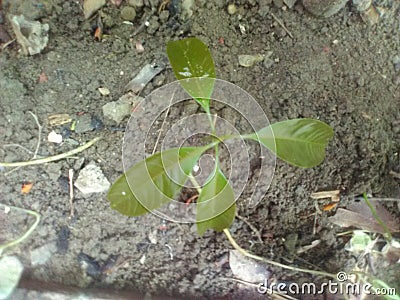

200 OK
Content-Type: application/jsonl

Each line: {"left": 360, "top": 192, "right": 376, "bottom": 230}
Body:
{"left": 166, "top": 37, "right": 215, "bottom": 111}
{"left": 107, "top": 147, "right": 208, "bottom": 216}
{"left": 247, "top": 118, "right": 334, "bottom": 168}
{"left": 196, "top": 168, "right": 236, "bottom": 235}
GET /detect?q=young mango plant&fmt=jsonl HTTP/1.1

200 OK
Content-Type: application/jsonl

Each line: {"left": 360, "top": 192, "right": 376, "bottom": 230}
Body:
{"left": 107, "top": 37, "right": 334, "bottom": 236}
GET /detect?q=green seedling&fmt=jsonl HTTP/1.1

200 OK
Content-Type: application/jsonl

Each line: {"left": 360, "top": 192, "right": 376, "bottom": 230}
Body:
{"left": 107, "top": 37, "right": 334, "bottom": 235}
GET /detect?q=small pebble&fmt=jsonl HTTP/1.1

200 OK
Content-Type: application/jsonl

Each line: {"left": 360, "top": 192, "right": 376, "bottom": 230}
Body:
{"left": 91, "top": 115, "right": 104, "bottom": 131}
{"left": 303, "top": 0, "right": 348, "bottom": 18}
{"left": 273, "top": 0, "right": 284, "bottom": 8}
{"left": 356, "top": 77, "right": 365, "bottom": 87}
{"left": 227, "top": 4, "right": 237, "bottom": 14}
{"left": 238, "top": 54, "right": 264, "bottom": 67}
{"left": 74, "top": 114, "right": 94, "bottom": 134}
{"left": 78, "top": 252, "right": 101, "bottom": 277}
{"left": 121, "top": 6, "right": 137, "bottom": 21}
{"left": 98, "top": 87, "right": 110, "bottom": 96}
{"left": 352, "top": 0, "right": 371, "bottom": 12}
{"left": 47, "top": 131, "right": 63, "bottom": 144}
{"left": 128, "top": 0, "right": 144, "bottom": 8}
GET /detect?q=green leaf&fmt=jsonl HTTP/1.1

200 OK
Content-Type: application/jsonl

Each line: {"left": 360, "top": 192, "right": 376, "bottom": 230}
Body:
{"left": 166, "top": 37, "right": 216, "bottom": 111}
{"left": 247, "top": 118, "right": 334, "bottom": 168}
{"left": 107, "top": 147, "right": 208, "bottom": 216}
{"left": 196, "top": 168, "right": 236, "bottom": 235}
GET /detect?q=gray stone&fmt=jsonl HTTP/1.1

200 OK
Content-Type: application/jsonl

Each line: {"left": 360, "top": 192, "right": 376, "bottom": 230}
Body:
{"left": 30, "top": 243, "right": 57, "bottom": 266}
{"left": 74, "top": 114, "right": 94, "bottom": 133}
{"left": 74, "top": 163, "right": 110, "bottom": 194}
{"left": 45, "top": 163, "right": 62, "bottom": 182}
{"left": 83, "top": 0, "right": 106, "bottom": 19}
{"left": 238, "top": 54, "right": 264, "bottom": 67}
{"left": 283, "top": 0, "right": 297, "bottom": 8}
{"left": 128, "top": 0, "right": 144, "bottom": 8}
{"left": 102, "top": 92, "right": 142, "bottom": 124}
{"left": 303, "top": 0, "right": 348, "bottom": 17}
{"left": 229, "top": 250, "right": 270, "bottom": 283}
{"left": 121, "top": 6, "right": 137, "bottom": 21}
{"left": 9, "top": 14, "right": 49, "bottom": 55}
{"left": 352, "top": 0, "right": 371, "bottom": 12}
{"left": 146, "top": 16, "right": 160, "bottom": 35}
{"left": 273, "top": 0, "right": 284, "bottom": 8}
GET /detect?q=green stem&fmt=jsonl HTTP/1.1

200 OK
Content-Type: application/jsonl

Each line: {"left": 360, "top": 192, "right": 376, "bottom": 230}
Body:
{"left": 0, "top": 137, "right": 102, "bottom": 168}
{"left": 223, "top": 228, "right": 337, "bottom": 280}
{"left": 362, "top": 193, "right": 392, "bottom": 241}
{"left": 0, "top": 205, "right": 41, "bottom": 253}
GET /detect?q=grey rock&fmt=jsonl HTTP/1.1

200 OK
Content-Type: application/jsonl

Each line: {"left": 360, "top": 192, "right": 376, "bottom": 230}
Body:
{"left": 30, "top": 243, "right": 57, "bottom": 266}
{"left": 121, "top": 6, "right": 137, "bottom": 21}
{"left": 128, "top": 0, "right": 144, "bottom": 8}
{"left": 238, "top": 54, "right": 264, "bottom": 67}
{"left": 303, "top": 0, "right": 348, "bottom": 17}
{"left": 146, "top": 16, "right": 160, "bottom": 35}
{"left": 283, "top": 0, "right": 297, "bottom": 8}
{"left": 352, "top": 0, "right": 371, "bottom": 12}
{"left": 83, "top": 0, "right": 106, "bottom": 19}
{"left": 273, "top": 0, "right": 284, "bottom": 8}
{"left": 45, "top": 163, "right": 62, "bottom": 182}
{"left": 102, "top": 92, "right": 142, "bottom": 124}
{"left": 159, "top": 10, "right": 169, "bottom": 22}
{"left": 74, "top": 163, "right": 110, "bottom": 194}
{"left": 227, "top": 4, "right": 237, "bottom": 15}
{"left": 229, "top": 250, "right": 270, "bottom": 283}
{"left": 102, "top": 99, "right": 130, "bottom": 124}
{"left": 258, "top": 2, "right": 270, "bottom": 17}
{"left": 9, "top": 14, "right": 49, "bottom": 55}
{"left": 74, "top": 114, "right": 94, "bottom": 134}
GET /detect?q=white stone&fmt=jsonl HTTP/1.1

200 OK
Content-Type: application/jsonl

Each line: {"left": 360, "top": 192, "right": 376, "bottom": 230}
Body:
{"left": 47, "top": 131, "right": 63, "bottom": 144}
{"left": 74, "top": 163, "right": 110, "bottom": 194}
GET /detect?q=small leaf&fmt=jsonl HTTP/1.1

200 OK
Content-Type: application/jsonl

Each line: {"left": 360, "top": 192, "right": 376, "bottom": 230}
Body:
{"left": 247, "top": 118, "right": 334, "bottom": 168}
{"left": 196, "top": 168, "right": 236, "bottom": 235}
{"left": 166, "top": 38, "right": 215, "bottom": 111}
{"left": 107, "top": 146, "right": 208, "bottom": 216}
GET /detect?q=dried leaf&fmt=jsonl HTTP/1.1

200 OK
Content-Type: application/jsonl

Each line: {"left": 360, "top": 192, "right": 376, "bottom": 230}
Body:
{"left": 21, "top": 182, "right": 33, "bottom": 194}
{"left": 38, "top": 70, "right": 48, "bottom": 83}
{"left": 328, "top": 200, "right": 400, "bottom": 234}
{"left": 311, "top": 190, "right": 340, "bottom": 201}
{"left": 47, "top": 114, "right": 72, "bottom": 126}
{"left": 322, "top": 202, "right": 338, "bottom": 211}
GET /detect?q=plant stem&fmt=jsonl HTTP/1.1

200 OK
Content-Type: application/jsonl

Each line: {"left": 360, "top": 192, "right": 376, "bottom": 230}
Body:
{"left": 0, "top": 137, "right": 102, "bottom": 168}
{"left": 362, "top": 193, "right": 392, "bottom": 241}
{"left": 223, "top": 228, "right": 337, "bottom": 280}
{"left": 0, "top": 205, "right": 41, "bottom": 253}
